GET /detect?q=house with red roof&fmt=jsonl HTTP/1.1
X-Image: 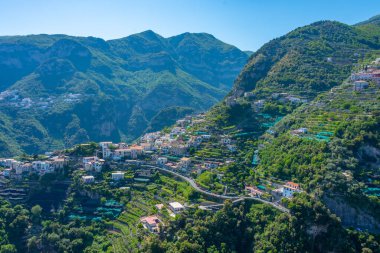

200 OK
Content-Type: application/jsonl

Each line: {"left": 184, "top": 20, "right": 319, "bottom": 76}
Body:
{"left": 140, "top": 215, "right": 162, "bottom": 233}
{"left": 283, "top": 181, "right": 301, "bottom": 198}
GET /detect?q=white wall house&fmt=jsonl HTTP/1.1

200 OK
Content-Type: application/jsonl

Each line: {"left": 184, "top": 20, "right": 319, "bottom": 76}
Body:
{"left": 140, "top": 215, "right": 162, "bottom": 233}
{"left": 82, "top": 175, "right": 95, "bottom": 184}
{"left": 3, "top": 168, "right": 11, "bottom": 177}
{"left": 157, "top": 157, "right": 168, "bottom": 165}
{"left": 283, "top": 181, "right": 301, "bottom": 198}
{"left": 169, "top": 202, "right": 185, "bottom": 214}
{"left": 353, "top": 80, "right": 369, "bottom": 91}
{"left": 111, "top": 172, "right": 125, "bottom": 181}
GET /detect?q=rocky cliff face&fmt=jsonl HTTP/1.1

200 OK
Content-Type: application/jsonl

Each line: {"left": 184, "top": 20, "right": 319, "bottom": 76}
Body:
{"left": 323, "top": 196, "right": 380, "bottom": 233}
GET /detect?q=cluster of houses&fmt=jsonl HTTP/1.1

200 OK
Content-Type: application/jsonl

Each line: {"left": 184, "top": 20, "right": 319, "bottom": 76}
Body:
{"left": 98, "top": 117, "right": 195, "bottom": 161}
{"left": 81, "top": 157, "right": 156, "bottom": 184}
{"left": 351, "top": 62, "right": 380, "bottom": 91}
{"left": 240, "top": 91, "right": 308, "bottom": 112}
{"left": 0, "top": 156, "right": 67, "bottom": 178}
{"left": 140, "top": 201, "right": 185, "bottom": 233}
{"left": 95, "top": 114, "right": 236, "bottom": 175}
{"left": 81, "top": 156, "right": 126, "bottom": 184}
{"left": 0, "top": 89, "right": 84, "bottom": 111}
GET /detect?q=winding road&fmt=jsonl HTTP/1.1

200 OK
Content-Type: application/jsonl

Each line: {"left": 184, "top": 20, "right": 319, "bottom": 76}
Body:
{"left": 141, "top": 164, "right": 289, "bottom": 213}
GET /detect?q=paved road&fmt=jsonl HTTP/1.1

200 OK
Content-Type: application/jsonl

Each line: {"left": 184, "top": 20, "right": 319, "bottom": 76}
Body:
{"left": 142, "top": 165, "right": 238, "bottom": 200}
{"left": 141, "top": 164, "right": 289, "bottom": 213}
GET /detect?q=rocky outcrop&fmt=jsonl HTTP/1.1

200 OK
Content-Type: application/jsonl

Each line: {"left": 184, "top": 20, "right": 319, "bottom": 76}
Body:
{"left": 323, "top": 195, "right": 380, "bottom": 233}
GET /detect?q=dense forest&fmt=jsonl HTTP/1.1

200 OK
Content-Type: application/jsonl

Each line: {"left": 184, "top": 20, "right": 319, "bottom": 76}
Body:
{"left": 0, "top": 31, "right": 249, "bottom": 156}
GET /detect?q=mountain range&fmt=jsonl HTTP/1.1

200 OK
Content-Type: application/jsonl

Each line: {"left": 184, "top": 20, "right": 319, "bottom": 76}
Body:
{"left": 0, "top": 11, "right": 380, "bottom": 253}
{"left": 0, "top": 31, "right": 249, "bottom": 156}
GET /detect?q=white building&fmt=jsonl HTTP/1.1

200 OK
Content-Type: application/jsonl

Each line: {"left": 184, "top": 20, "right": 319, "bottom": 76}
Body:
{"left": 201, "top": 134, "right": 211, "bottom": 139}
{"left": 353, "top": 80, "right": 369, "bottom": 91}
{"left": 179, "top": 157, "right": 191, "bottom": 169}
{"left": 110, "top": 148, "right": 128, "bottom": 160}
{"left": 169, "top": 202, "right": 185, "bottom": 214}
{"left": 3, "top": 168, "right": 11, "bottom": 177}
{"left": 283, "top": 181, "right": 301, "bottom": 198}
{"left": 254, "top": 100, "right": 265, "bottom": 108}
{"left": 291, "top": 128, "right": 308, "bottom": 135}
{"left": 111, "top": 172, "right": 125, "bottom": 181}
{"left": 99, "top": 142, "right": 113, "bottom": 158}
{"left": 156, "top": 157, "right": 168, "bottom": 165}
{"left": 32, "top": 161, "right": 53, "bottom": 174}
{"left": 130, "top": 146, "right": 144, "bottom": 159}
{"left": 82, "top": 175, "right": 95, "bottom": 184}
{"left": 84, "top": 159, "right": 104, "bottom": 172}
{"left": 1, "top": 159, "right": 16, "bottom": 168}
{"left": 220, "top": 137, "right": 232, "bottom": 145}
{"left": 10, "top": 160, "right": 22, "bottom": 169}
{"left": 83, "top": 156, "right": 98, "bottom": 164}
{"left": 15, "top": 163, "right": 32, "bottom": 175}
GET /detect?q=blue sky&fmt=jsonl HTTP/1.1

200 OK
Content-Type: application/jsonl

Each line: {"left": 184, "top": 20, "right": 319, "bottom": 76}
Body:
{"left": 1, "top": 0, "right": 380, "bottom": 51}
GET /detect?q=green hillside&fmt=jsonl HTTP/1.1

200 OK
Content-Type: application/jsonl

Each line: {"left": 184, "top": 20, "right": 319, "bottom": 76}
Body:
{"left": 230, "top": 20, "right": 380, "bottom": 98}
{"left": 0, "top": 32, "right": 249, "bottom": 156}
{"left": 176, "top": 15, "right": 380, "bottom": 238}
{"left": 141, "top": 18, "right": 380, "bottom": 252}
{"left": 202, "top": 18, "right": 380, "bottom": 137}
{"left": 257, "top": 78, "right": 380, "bottom": 231}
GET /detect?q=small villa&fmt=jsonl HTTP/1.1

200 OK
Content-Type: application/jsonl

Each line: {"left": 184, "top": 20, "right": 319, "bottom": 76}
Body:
{"left": 82, "top": 175, "right": 95, "bottom": 184}
{"left": 179, "top": 157, "right": 191, "bottom": 169}
{"left": 82, "top": 156, "right": 98, "bottom": 164}
{"left": 169, "top": 202, "right": 185, "bottom": 214}
{"left": 2, "top": 168, "right": 11, "bottom": 177}
{"left": 245, "top": 186, "right": 264, "bottom": 197}
{"left": 111, "top": 172, "right": 125, "bottom": 181}
{"left": 156, "top": 157, "right": 168, "bottom": 165}
{"left": 353, "top": 80, "right": 369, "bottom": 91}
{"left": 155, "top": 204, "right": 164, "bottom": 211}
{"left": 291, "top": 128, "right": 308, "bottom": 136}
{"left": 140, "top": 215, "right": 162, "bottom": 233}
{"left": 283, "top": 181, "right": 301, "bottom": 198}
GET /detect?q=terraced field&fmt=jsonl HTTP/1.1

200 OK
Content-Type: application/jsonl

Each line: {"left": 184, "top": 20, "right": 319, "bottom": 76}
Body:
{"left": 281, "top": 82, "right": 380, "bottom": 142}
{"left": 104, "top": 174, "right": 198, "bottom": 251}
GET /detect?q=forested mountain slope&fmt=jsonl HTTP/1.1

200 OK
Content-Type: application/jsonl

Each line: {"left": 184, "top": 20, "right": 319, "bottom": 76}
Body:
{"left": 205, "top": 17, "right": 380, "bottom": 133}
{"left": 210, "top": 15, "right": 380, "bottom": 230}
{"left": 257, "top": 76, "right": 380, "bottom": 232}
{"left": 141, "top": 17, "right": 380, "bottom": 252}
{"left": 0, "top": 31, "right": 249, "bottom": 156}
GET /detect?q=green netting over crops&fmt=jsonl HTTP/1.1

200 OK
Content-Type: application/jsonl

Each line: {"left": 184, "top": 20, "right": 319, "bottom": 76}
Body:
{"left": 233, "top": 132, "right": 255, "bottom": 137}
{"left": 194, "top": 131, "right": 209, "bottom": 135}
{"left": 68, "top": 214, "right": 102, "bottom": 221}
{"left": 262, "top": 122, "right": 275, "bottom": 128}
